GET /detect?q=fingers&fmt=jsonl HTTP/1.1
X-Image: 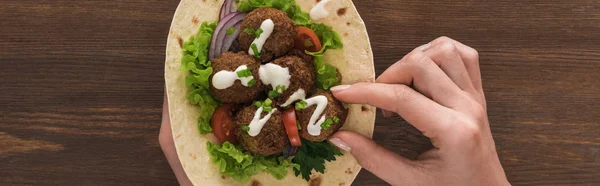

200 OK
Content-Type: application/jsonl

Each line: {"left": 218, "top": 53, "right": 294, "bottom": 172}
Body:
{"left": 329, "top": 131, "right": 419, "bottom": 186}
{"left": 422, "top": 39, "right": 476, "bottom": 93}
{"left": 429, "top": 37, "right": 483, "bottom": 95}
{"left": 159, "top": 94, "right": 193, "bottom": 186}
{"left": 332, "top": 83, "right": 453, "bottom": 138}
{"left": 375, "top": 49, "right": 465, "bottom": 108}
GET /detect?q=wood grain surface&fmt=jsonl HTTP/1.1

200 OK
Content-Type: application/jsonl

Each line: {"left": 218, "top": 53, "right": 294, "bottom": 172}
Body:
{"left": 1, "top": 0, "right": 599, "bottom": 185}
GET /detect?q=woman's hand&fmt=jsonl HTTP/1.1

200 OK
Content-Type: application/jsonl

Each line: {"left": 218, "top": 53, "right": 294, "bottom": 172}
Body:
{"left": 159, "top": 94, "right": 193, "bottom": 186}
{"left": 328, "top": 37, "right": 510, "bottom": 186}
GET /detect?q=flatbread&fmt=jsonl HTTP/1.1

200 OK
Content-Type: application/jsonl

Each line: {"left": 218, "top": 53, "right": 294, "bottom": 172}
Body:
{"left": 165, "top": 0, "right": 375, "bottom": 185}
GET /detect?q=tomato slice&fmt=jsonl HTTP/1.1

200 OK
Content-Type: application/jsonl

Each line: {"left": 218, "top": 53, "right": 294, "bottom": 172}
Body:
{"left": 294, "top": 26, "right": 322, "bottom": 53}
{"left": 282, "top": 108, "right": 302, "bottom": 147}
{"left": 211, "top": 104, "right": 237, "bottom": 144}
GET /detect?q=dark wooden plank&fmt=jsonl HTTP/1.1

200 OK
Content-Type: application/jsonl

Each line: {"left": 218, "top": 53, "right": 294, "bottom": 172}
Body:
{"left": 1, "top": 0, "right": 599, "bottom": 185}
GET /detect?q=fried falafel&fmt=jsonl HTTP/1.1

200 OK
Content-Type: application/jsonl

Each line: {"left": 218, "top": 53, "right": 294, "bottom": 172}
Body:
{"left": 239, "top": 8, "right": 296, "bottom": 63}
{"left": 270, "top": 55, "right": 316, "bottom": 106}
{"left": 297, "top": 90, "right": 348, "bottom": 142}
{"left": 210, "top": 52, "right": 264, "bottom": 103}
{"left": 234, "top": 105, "right": 288, "bottom": 156}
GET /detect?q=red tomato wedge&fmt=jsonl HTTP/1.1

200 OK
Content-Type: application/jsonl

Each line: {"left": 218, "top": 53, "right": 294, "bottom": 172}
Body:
{"left": 282, "top": 108, "right": 302, "bottom": 147}
{"left": 211, "top": 104, "right": 237, "bottom": 144}
{"left": 294, "top": 26, "right": 322, "bottom": 53}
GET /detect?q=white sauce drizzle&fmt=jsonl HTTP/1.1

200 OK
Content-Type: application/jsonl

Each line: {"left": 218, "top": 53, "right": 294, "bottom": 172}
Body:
{"left": 281, "top": 89, "right": 306, "bottom": 107}
{"left": 310, "top": 0, "right": 332, "bottom": 21}
{"left": 248, "top": 106, "right": 278, "bottom": 136}
{"left": 212, "top": 65, "right": 254, "bottom": 90}
{"left": 248, "top": 19, "right": 274, "bottom": 56}
{"left": 259, "top": 63, "right": 291, "bottom": 90}
{"left": 303, "top": 95, "right": 329, "bottom": 136}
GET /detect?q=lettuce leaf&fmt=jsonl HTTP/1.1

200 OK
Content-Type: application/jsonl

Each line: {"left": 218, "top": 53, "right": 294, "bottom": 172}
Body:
{"left": 182, "top": 21, "right": 220, "bottom": 134}
{"left": 207, "top": 142, "right": 299, "bottom": 182}
{"left": 313, "top": 55, "right": 340, "bottom": 90}
{"left": 237, "top": 0, "right": 310, "bottom": 25}
{"left": 187, "top": 88, "right": 219, "bottom": 134}
{"left": 305, "top": 23, "right": 344, "bottom": 56}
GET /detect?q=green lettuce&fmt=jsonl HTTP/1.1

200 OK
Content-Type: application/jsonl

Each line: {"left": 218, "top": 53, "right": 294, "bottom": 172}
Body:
{"left": 182, "top": 22, "right": 220, "bottom": 134}
{"left": 305, "top": 23, "right": 344, "bottom": 56}
{"left": 237, "top": 0, "right": 310, "bottom": 25}
{"left": 207, "top": 142, "right": 299, "bottom": 182}
{"left": 314, "top": 55, "right": 340, "bottom": 90}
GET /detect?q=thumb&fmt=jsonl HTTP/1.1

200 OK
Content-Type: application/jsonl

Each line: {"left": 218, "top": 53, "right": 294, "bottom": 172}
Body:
{"left": 329, "top": 131, "right": 419, "bottom": 186}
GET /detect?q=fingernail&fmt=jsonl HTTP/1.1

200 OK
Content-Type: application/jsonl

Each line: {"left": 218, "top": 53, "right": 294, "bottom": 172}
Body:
{"left": 329, "top": 138, "right": 351, "bottom": 152}
{"left": 416, "top": 43, "right": 431, "bottom": 51}
{"left": 330, "top": 85, "right": 351, "bottom": 92}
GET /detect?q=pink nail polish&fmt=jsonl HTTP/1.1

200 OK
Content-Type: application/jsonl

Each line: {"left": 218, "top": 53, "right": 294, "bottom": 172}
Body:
{"left": 330, "top": 85, "right": 351, "bottom": 92}
{"left": 329, "top": 138, "right": 351, "bottom": 152}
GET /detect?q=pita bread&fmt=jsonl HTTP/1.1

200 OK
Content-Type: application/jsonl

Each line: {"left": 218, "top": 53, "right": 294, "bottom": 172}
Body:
{"left": 165, "top": 0, "right": 375, "bottom": 185}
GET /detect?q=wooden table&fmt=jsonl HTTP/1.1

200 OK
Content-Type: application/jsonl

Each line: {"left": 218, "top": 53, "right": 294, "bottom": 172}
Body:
{"left": 1, "top": 0, "right": 599, "bottom": 185}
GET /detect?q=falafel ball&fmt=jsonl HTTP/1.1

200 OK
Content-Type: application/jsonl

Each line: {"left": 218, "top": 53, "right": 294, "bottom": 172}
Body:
{"left": 270, "top": 55, "right": 316, "bottom": 106}
{"left": 239, "top": 8, "right": 296, "bottom": 63}
{"left": 297, "top": 90, "right": 348, "bottom": 142}
{"left": 210, "top": 52, "right": 264, "bottom": 103}
{"left": 287, "top": 49, "right": 315, "bottom": 63}
{"left": 234, "top": 105, "right": 287, "bottom": 155}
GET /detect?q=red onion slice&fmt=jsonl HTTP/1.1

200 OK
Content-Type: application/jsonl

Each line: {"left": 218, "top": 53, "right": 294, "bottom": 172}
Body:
{"left": 209, "top": 12, "right": 247, "bottom": 61}
{"left": 219, "top": 0, "right": 237, "bottom": 21}
{"left": 220, "top": 22, "right": 242, "bottom": 53}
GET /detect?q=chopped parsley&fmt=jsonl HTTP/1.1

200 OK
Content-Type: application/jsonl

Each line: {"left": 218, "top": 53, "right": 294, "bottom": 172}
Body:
{"left": 226, "top": 27, "right": 236, "bottom": 35}
{"left": 295, "top": 100, "right": 307, "bottom": 110}
{"left": 241, "top": 125, "right": 250, "bottom": 131}
{"left": 250, "top": 43, "right": 261, "bottom": 58}
{"left": 321, "top": 118, "right": 334, "bottom": 130}
{"left": 297, "top": 121, "right": 302, "bottom": 130}
{"left": 236, "top": 69, "right": 252, "bottom": 78}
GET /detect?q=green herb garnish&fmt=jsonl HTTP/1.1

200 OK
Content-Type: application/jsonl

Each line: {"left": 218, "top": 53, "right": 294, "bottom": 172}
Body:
{"left": 295, "top": 100, "right": 307, "bottom": 110}
{"left": 254, "top": 101, "right": 263, "bottom": 108}
{"left": 236, "top": 69, "right": 252, "bottom": 78}
{"left": 268, "top": 90, "right": 279, "bottom": 98}
{"left": 264, "top": 98, "right": 273, "bottom": 106}
{"left": 247, "top": 79, "right": 256, "bottom": 87}
{"left": 297, "top": 121, "right": 302, "bottom": 130}
{"left": 321, "top": 118, "right": 334, "bottom": 130}
{"left": 241, "top": 125, "right": 250, "bottom": 131}
{"left": 243, "top": 28, "right": 255, "bottom": 35}
{"left": 275, "top": 85, "right": 286, "bottom": 93}
{"left": 226, "top": 27, "right": 236, "bottom": 35}
{"left": 332, "top": 116, "right": 340, "bottom": 123}
{"left": 250, "top": 43, "right": 261, "bottom": 58}
{"left": 292, "top": 139, "right": 342, "bottom": 181}
{"left": 255, "top": 28, "right": 264, "bottom": 38}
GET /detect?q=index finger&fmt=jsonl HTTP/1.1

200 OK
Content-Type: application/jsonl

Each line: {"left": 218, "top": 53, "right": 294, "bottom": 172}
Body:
{"left": 331, "top": 83, "right": 453, "bottom": 138}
